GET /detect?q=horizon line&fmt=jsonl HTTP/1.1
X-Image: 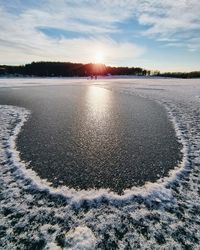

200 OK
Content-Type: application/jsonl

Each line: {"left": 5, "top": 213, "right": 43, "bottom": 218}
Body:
{"left": 0, "top": 61, "right": 199, "bottom": 74}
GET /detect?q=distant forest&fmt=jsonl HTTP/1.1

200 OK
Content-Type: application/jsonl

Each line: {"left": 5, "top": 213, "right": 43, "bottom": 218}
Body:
{"left": 0, "top": 62, "right": 150, "bottom": 77}
{"left": 156, "top": 71, "right": 200, "bottom": 78}
{"left": 0, "top": 61, "right": 199, "bottom": 78}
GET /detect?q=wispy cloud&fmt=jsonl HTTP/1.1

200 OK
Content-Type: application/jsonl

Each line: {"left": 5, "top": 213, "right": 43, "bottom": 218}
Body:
{"left": 0, "top": 0, "right": 199, "bottom": 67}
{"left": 0, "top": 1, "right": 145, "bottom": 65}
{"left": 137, "top": 0, "right": 200, "bottom": 50}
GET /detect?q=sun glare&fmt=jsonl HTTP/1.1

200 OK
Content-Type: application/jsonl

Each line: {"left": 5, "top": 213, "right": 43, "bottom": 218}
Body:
{"left": 94, "top": 52, "right": 105, "bottom": 64}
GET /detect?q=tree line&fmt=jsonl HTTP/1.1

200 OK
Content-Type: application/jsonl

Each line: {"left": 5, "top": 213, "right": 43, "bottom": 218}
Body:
{"left": 0, "top": 61, "right": 199, "bottom": 78}
{"left": 0, "top": 61, "right": 150, "bottom": 77}
{"left": 156, "top": 71, "right": 200, "bottom": 78}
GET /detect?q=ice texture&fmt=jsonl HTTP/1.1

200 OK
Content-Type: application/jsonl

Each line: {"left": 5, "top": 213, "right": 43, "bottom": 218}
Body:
{"left": 0, "top": 78, "right": 200, "bottom": 249}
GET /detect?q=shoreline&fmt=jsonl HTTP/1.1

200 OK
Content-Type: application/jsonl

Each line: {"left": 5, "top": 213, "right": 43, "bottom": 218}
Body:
{"left": 0, "top": 101, "right": 189, "bottom": 206}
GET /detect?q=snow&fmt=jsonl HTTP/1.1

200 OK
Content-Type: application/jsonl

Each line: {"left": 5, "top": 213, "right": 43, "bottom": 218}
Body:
{"left": 0, "top": 77, "right": 199, "bottom": 249}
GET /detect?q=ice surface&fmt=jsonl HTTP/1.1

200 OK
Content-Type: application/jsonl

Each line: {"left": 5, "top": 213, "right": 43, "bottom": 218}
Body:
{"left": 0, "top": 78, "right": 200, "bottom": 249}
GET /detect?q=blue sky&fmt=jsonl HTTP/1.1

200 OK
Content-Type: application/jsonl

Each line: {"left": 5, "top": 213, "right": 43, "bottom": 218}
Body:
{"left": 0, "top": 0, "right": 200, "bottom": 71}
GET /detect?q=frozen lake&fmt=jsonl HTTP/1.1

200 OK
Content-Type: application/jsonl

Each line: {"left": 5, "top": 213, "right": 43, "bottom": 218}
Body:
{"left": 0, "top": 83, "right": 181, "bottom": 193}
{"left": 0, "top": 77, "right": 199, "bottom": 249}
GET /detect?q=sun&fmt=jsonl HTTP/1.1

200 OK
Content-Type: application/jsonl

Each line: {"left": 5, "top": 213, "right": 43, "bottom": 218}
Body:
{"left": 94, "top": 51, "right": 105, "bottom": 64}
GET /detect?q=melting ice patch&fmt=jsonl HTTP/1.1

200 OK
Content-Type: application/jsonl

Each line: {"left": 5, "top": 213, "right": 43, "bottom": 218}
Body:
{"left": 0, "top": 78, "right": 200, "bottom": 249}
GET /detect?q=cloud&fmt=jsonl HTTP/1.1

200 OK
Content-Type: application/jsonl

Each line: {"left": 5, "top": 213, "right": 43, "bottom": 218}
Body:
{"left": 187, "top": 37, "right": 200, "bottom": 51}
{"left": 0, "top": 6, "right": 145, "bottom": 64}
{"left": 136, "top": 0, "right": 200, "bottom": 50}
{"left": 0, "top": 0, "right": 199, "bottom": 65}
{"left": 0, "top": 1, "right": 146, "bottom": 65}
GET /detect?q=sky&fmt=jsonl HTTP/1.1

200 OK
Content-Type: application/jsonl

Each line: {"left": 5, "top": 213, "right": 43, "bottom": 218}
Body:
{"left": 0, "top": 0, "right": 200, "bottom": 72}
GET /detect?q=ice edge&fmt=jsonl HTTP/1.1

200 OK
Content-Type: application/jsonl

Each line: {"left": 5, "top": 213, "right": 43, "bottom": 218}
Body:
{"left": 1, "top": 103, "right": 190, "bottom": 208}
